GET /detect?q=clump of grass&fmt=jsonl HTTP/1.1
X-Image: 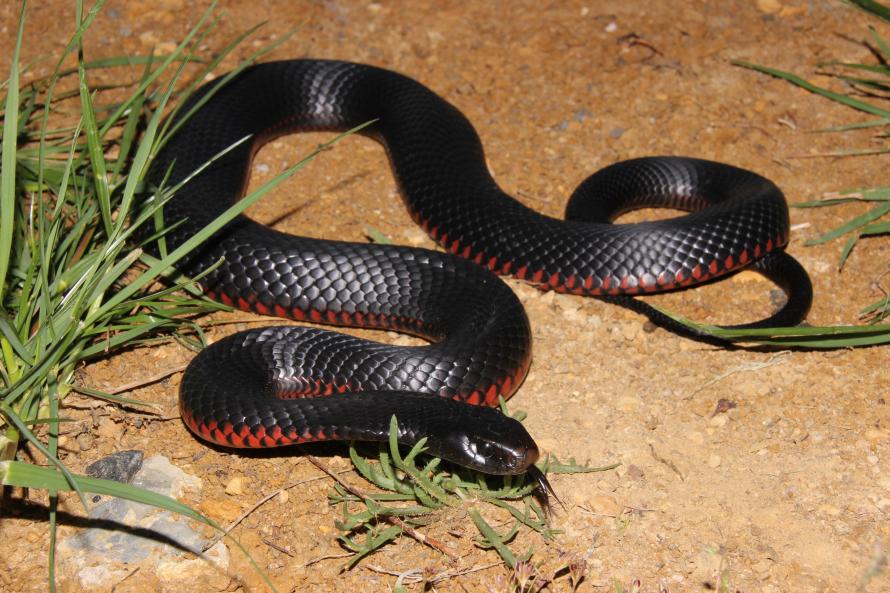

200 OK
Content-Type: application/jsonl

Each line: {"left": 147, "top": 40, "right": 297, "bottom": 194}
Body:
{"left": 0, "top": 1, "right": 346, "bottom": 590}
{"left": 332, "top": 415, "right": 614, "bottom": 573}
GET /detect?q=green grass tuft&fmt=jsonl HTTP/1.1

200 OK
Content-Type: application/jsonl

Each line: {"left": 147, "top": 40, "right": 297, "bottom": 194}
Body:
{"left": 0, "top": 2, "right": 341, "bottom": 591}
{"left": 329, "top": 414, "right": 612, "bottom": 572}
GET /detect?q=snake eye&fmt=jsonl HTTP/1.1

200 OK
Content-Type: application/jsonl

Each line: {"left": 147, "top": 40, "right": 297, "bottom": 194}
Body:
{"left": 473, "top": 439, "right": 497, "bottom": 460}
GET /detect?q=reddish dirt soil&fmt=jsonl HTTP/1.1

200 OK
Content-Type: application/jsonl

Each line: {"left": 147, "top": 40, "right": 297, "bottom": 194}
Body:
{"left": 1, "top": 1, "right": 888, "bottom": 592}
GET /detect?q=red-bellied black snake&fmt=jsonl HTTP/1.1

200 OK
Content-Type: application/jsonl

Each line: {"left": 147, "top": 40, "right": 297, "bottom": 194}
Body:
{"left": 147, "top": 59, "right": 812, "bottom": 501}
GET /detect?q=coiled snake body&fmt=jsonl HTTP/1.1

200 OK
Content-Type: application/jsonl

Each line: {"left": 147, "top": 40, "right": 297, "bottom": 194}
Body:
{"left": 148, "top": 59, "right": 812, "bottom": 493}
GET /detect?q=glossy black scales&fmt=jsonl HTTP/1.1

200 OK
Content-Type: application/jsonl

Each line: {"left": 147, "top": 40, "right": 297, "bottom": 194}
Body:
{"left": 146, "top": 59, "right": 811, "bottom": 479}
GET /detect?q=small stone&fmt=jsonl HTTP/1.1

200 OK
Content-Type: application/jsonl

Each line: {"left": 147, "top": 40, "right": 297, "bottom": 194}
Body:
{"left": 277, "top": 489, "right": 289, "bottom": 505}
{"left": 877, "top": 476, "right": 890, "bottom": 492}
{"left": 200, "top": 498, "right": 243, "bottom": 523}
{"left": 401, "top": 227, "right": 428, "bottom": 246}
{"left": 622, "top": 322, "right": 640, "bottom": 341}
{"left": 625, "top": 464, "right": 645, "bottom": 480}
{"left": 76, "top": 433, "right": 95, "bottom": 451}
{"left": 712, "top": 398, "right": 737, "bottom": 415}
{"left": 59, "top": 455, "right": 209, "bottom": 583}
{"left": 584, "top": 494, "right": 620, "bottom": 517}
{"left": 561, "top": 307, "right": 585, "bottom": 322}
{"left": 687, "top": 431, "right": 705, "bottom": 445}
{"left": 833, "top": 521, "right": 852, "bottom": 536}
{"left": 554, "top": 293, "right": 582, "bottom": 312}
{"left": 818, "top": 503, "right": 841, "bottom": 517}
{"left": 734, "top": 270, "right": 764, "bottom": 283}
{"left": 156, "top": 41, "right": 177, "bottom": 55}
{"left": 138, "top": 31, "right": 158, "bottom": 46}
{"left": 95, "top": 418, "right": 121, "bottom": 440}
{"left": 85, "top": 450, "right": 144, "bottom": 484}
{"left": 390, "top": 334, "right": 417, "bottom": 346}
{"left": 225, "top": 476, "right": 245, "bottom": 496}
{"left": 709, "top": 414, "right": 728, "bottom": 428}
{"left": 752, "top": 558, "right": 773, "bottom": 578}
{"left": 617, "top": 396, "right": 640, "bottom": 412}
{"left": 776, "top": 4, "right": 806, "bottom": 16}
{"left": 707, "top": 454, "right": 721, "bottom": 468}
{"left": 756, "top": 0, "right": 782, "bottom": 14}
{"left": 133, "top": 455, "right": 201, "bottom": 498}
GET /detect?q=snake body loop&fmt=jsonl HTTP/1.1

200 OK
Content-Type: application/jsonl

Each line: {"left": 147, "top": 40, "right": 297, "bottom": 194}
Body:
{"left": 149, "top": 59, "right": 812, "bottom": 480}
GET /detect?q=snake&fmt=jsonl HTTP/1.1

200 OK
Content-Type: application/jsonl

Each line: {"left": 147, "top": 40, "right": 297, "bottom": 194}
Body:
{"left": 147, "top": 59, "right": 812, "bottom": 501}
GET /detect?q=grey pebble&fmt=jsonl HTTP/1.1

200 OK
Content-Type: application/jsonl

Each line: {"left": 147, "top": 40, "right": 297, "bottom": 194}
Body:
{"left": 85, "top": 450, "right": 144, "bottom": 484}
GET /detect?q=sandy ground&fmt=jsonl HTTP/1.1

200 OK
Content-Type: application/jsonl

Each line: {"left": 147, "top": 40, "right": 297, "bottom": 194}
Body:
{"left": 1, "top": 1, "right": 889, "bottom": 592}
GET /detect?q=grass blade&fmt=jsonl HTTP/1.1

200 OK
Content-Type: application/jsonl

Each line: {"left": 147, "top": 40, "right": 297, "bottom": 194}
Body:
{"left": 861, "top": 220, "right": 890, "bottom": 235}
{"left": 848, "top": 0, "right": 890, "bottom": 22}
{"left": 649, "top": 304, "right": 890, "bottom": 347}
{"left": 805, "top": 199, "right": 890, "bottom": 245}
{"left": 733, "top": 60, "right": 890, "bottom": 119}
{"left": 1, "top": 459, "right": 213, "bottom": 522}
{"left": 815, "top": 117, "right": 890, "bottom": 132}
{"left": 0, "top": 0, "right": 27, "bottom": 307}
{"left": 469, "top": 509, "right": 517, "bottom": 568}
{"left": 837, "top": 233, "right": 859, "bottom": 269}
{"left": 77, "top": 70, "right": 112, "bottom": 237}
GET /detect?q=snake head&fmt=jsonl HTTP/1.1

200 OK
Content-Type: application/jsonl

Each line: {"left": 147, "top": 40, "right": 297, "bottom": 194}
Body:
{"left": 457, "top": 430, "right": 539, "bottom": 475}
{"left": 416, "top": 405, "right": 560, "bottom": 514}
{"left": 424, "top": 414, "right": 562, "bottom": 517}
{"left": 421, "top": 406, "right": 539, "bottom": 475}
